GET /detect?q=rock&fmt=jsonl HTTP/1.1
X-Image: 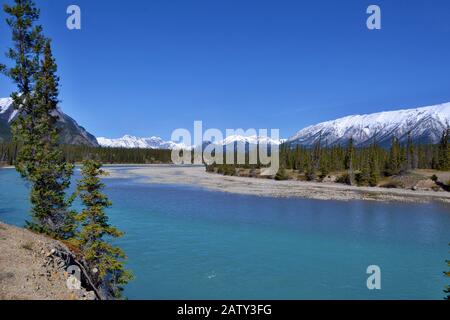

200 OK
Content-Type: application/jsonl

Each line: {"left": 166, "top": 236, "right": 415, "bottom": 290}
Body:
{"left": 46, "top": 248, "right": 56, "bottom": 257}
{"left": 0, "top": 222, "right": 100, "bottom": 300}
{"left": 66, "top": 275, "right": 81, "bottom": 290}
{"left": 82, "top": 291, "right": 97, "bottom": 300}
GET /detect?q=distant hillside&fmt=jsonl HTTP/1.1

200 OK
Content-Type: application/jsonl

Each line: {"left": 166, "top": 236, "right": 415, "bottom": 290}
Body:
{"left": 288, "top": 102, "right": 450, "bottom": 147}
{"left": 0, "top": 97, "right": 99, "bottom": 147}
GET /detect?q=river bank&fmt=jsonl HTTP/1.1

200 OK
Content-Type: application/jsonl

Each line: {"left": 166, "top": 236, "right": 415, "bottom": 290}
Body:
{"left": 0, "top": 222, "right": 96, "bottom": 300}
{"left": 103, "top": 165, "right": 450, "bottom": 203}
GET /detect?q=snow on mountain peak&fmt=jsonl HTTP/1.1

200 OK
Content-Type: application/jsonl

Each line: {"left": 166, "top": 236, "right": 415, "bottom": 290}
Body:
{"left": 97, "top": 134, "right": 284, "bottom": 150}
{"left": 288, "top": 102, "right": 450, "bottom": 147}
{"left": 0, "top": 97, "right": 17, "bottom": 122}
{"left": 97, "top": 135, "right": 189, "bottom": 150}
{"left": 0, "top": 97, "right": 12, "bottom": 113}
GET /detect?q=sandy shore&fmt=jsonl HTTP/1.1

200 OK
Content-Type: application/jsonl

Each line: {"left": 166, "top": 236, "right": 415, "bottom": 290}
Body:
{"left": 104, "top": 165, "right": 450, "bottom": 203}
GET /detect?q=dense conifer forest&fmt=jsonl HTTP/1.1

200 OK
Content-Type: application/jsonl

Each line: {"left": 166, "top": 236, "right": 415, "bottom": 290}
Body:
{"left": 0, "top": 143, "right": 173, "bottom": 166}
{"left": 206, "top": 129, "right": 450, "bottom": 187}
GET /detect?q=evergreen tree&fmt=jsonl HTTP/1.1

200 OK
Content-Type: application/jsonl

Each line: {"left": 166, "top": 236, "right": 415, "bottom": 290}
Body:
{"left": 75, "top": 160, "right": 133, "bottom": 298}
{"left": 304, "top": 152, "right": 316, "bottom": 181}
{"left": 368, "top": 145, "right": 379, "bottom": 187}
{"left": 356, "top": 157, "right": 370, "bottom": 186}
{"left": 319, "top": 151, "right": 330, "bottom": 180}
{"left": 437, "top": 128, "right": 449, "bottom": 171}
{"left": 344, "top": 137, "right": 355, "bottom": 185}
{"left": 2, "top": 0, "right": 44, "bottom": 177}
{"left": 387, "top": 137, "right": 402, "bottom": 176}
{"left": 25, "top": 40, "right": 76, "bottom": 238}
{"left": 406, "top": 132, "right": 415, "bottom": 171}
{"left": 344, "top": 138, "right": 354, "bottom": 170}
{"left": 2, "top": 1, "right": 75, "bottom": 237}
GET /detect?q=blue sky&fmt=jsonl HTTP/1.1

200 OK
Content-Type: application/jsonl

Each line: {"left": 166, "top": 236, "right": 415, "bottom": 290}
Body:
{"left": 1, "top": 0, "right": 450, "bottom": 139}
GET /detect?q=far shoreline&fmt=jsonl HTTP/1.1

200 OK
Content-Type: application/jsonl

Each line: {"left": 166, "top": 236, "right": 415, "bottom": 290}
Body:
{"left": 102, "top": 165, "right": 450, "bottom": 204}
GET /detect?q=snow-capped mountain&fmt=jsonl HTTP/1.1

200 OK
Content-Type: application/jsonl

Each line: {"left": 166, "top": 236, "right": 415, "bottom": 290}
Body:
{"left": 97, "top": 135, "right": 188, "bottom": 149}
{"left": 0, "top": 97, "right": 16, "bottom": 122}
{"left": 0, "top": 97, "right": 99, "bottom": 146}
{"left": 288, "top": 102, "right": 450, "bottom": 147}
{"left": 97, "top": 134, "right": 284, "bottom": 150}
{"left": 219, "top": 135, "right": 284, "bottom": 146}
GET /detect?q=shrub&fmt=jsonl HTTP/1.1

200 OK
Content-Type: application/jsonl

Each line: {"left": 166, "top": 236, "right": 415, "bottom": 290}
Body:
{"left": 21, "top": 242, "right": 34, "bottom": 251}
{"left": 275, "top": 167, "right": 288, "bottom": 181}
{"left": 355, "top": 171, "right": 369, "bottom": 187}
{"left": 379, "top": 181, "right": 404, "bottom": 189}
{"left": 336, "top": 173, "right": 352, "bottom": 185}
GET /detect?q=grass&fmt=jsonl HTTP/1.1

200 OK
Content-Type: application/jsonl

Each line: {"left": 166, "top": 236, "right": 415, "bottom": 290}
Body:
{"left": 21, "top": 241, "right": 34, "bottom": 251}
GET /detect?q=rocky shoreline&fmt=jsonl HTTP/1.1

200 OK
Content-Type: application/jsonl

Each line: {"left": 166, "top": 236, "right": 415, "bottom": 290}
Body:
{"left": 104, "top": 165, "right": 450, "bottom": 204}
{"left": 0, "top": 222, "right": 97, "bottom": 300}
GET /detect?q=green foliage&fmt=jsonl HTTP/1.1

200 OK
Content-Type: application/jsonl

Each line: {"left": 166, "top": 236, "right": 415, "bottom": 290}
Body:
{"left": 75, "top": 160, "right": 133, "bottom": 298}
{"left": 436, "top": 128, "right": 449, "bottom": 171}
{"left": 2, "top": 1, "right": 75, "bottom": 238}
{"left": 368, "top": 145, "right": 380, "bottom": 187}
{"left": 215, "top": 164, "right": 236, "bottom": 176}
{"left": 336, "top": 173, "right": 352, "bottom": 185}
{"left": 275, "top": 166, "right": 288, "bottom": 181}
{"left": 379, "top": 180, "right": 404, "bottom": 189}
{"left": 206, "top": 129, "right": 448, "bottom": 189}
{"left": 405, "top": 132, "right": 416, "bottom": 171}
{"left": 344, "top": 137, "right": 354, "bottom": 171}
{"left": 0, "top": 142, "right": 174, "bottom": 166}
{"left": 2, "top": 1, "right": 134, "bottom": 298}
{"left": 386, "top": 137, "right": 402, "bottom": 176}
{"left": 318, "top": 152, "right": 330, "bottom": 180}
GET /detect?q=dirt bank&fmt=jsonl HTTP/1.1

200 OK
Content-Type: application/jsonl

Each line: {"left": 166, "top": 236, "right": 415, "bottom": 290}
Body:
{"left": 0, "top": 222, "right": 96, "bottom": 300}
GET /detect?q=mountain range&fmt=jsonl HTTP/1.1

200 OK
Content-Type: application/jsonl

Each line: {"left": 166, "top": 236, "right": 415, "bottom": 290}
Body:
{"left": 2, "top": 97, "right": 449, "bottom": 150}
{"left": 0, "top": 97, "right": 99, "bottom": 146}
{"left": 287, "top": 102, "right": 450, "bottom": 147}
{"left": 97, "top": 134, "right": 284, "bottom": 150}
{"left": 97, "top": 135, "right": 188, "bottom": 149}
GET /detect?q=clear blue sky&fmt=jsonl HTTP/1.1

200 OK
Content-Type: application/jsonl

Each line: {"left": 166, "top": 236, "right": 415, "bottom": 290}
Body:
{"left": 1, "top": 0, "right": 450, "bottom": 139}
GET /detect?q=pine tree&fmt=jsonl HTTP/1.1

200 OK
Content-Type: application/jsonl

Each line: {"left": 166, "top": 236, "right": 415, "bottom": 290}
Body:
{"left": 405, "top": 132, "right": 415, "bottom": 172}
{"left": 368, "top": 145, "right": 379, "bottom": 187}
{"left": 437, "top": 128, "right": 449, "bottom": 171}
{"left": 25, "top": 40, "right": 76, "bottom": 238}
{"left": 355, "top": 156, "right": 370, "bottom": 186}
{"left": 2, "top": 0, "right": 44, "bottom": 177}
{"left": 344, "top": 137, "right": 355, "bottom": 185}
{"left": 2, "top": 1, "right": 75, "bottom": 237}
{"left": 319, "top": 151, "right": 330, "bottom": 180}
{"left": 75, "top": 160, "right": 133, "bottom": 298}
{"left": 387, "top": 137, "right": 402, "bottom": 176}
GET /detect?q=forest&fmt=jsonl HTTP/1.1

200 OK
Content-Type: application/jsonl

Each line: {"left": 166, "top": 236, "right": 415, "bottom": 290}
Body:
{"left": 206, "top": 129, "right": 450, "bottom": 188}
{"left": 0, "top": 142, "right": 173, "bottom": 166}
